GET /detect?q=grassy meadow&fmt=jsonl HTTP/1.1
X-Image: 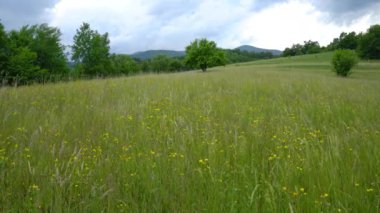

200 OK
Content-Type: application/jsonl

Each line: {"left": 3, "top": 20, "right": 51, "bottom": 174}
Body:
{"left": 0, "top": 52, "right": 379, "bottom": 212}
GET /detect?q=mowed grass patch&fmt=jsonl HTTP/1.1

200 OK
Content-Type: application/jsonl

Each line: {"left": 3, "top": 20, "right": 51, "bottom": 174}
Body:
{"left": 0, "top": 53, "right": 379, "bottom": 212}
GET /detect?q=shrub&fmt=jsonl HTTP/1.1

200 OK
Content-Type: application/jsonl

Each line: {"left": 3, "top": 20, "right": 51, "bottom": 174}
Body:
{"left": 332, "top": 49, "right": 359, "bottom": 77}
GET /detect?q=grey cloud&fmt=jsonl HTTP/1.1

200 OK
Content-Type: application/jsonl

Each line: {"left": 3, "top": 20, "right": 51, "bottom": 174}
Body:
{"left": 148, "top": 0, "right": 198, "bottom": 19}
{"left": 310, "top": 0, "right": 380, "bottom": 23}
{"left": 0, "top": 0, "right": 58, "bottom": 29}
{"left": 312, "top": 0, "right": 379, "bottom": 14}
{"left": 252, "top": 0, "right": 285, "bottom": 10}
{"left": 249, "top": 0, "right": 380, "bottom": 19}
{"left": 241, "top": 0, "right": 380, "bottom": 24}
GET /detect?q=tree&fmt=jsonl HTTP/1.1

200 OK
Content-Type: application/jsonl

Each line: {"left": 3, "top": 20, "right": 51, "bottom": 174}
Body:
{"left": 110, "top": 54, "right": 139, "bottom": 75}
{"left": 302, "top": 40, "right": 321, "bottom": 54}
{"left": 140, "top": 60, "right": 151, "bottom": 72}
{"left": 327, "top": 32, "right": 359, "bottom": 51}
{"left": 283, "top": 43, "right": 303, "bottom": 56}
{"left": 27, "top": 24, "right": 69, "bottom": 75}
{"left": 169, "top": 59, "right": 182, "bottom": 72}
{"left": 7, "top": 47, "right": 44, "bottom": 85}
{"left": 0, "top": 21, "right": 9, "bottom": 81}
{"left": 2, "top": 24, "right": 68, "bottom": 84}
{"left": 72, "top": 23, "right": 111, "bottom": 76}
{"left": 358, "top": 24, "right": 380, "bottom": 59}
{"left": 338, "top": 32, "right": 358, "bottom": 50}
{"left": 185, "top": 38, "right": 226, "bottom": 72}
{"left": 151, "top": 55, "right": 171, "bottom": 73}
{"left": 332, "top": 49, "right": 358, "bottom": 77}
{"left": 327, "top": 38, "right": 340, "bottom": 51}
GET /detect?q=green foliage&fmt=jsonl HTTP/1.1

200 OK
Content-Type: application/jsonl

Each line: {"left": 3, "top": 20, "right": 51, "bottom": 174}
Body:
{"left": 283, "top": 44, "right": 303, "bottom": 56}
{"left": 134, "top": 56, "right": 187, "bottom": 73}
{"left": 327, "top": 32, "right": 359, "bottom": 51}
{"left": 7, "top": 47, "right": 43, "bottom": 85}
{"left": 0, "top": 21, "right": 68, "bottom": 85}
{"left": 283, "top": 40, "right": 321, "bottom": 56}
{"left": 302, "top": 40, "right": 321, "bottom": 54}
{"left": 185, "top": 38, "right": 226, "bottom": 72}
{"left": 332, "top": 49, "right": 358, "bottom": 77}
{"left": 140, "top": 60, "right": 151, "bottom": 72}
{"left": 72, "top": 23, "right": 111, "bottom": 76}
{"left": 358, "top": 24, "right": 380, "bottom": 59}
{"left": 27, "top": 24, "right": 69, "bottom": 75}
{"left": 110, "top": 54, "right": 139, "bottom": 75}
{"left": 0, "top": 22, "right": 9, "bottom": 79}
{"left": 151, "top": 55, "right": 171, "bottom": 72}
{"left": 225, "top": 49, "right": 274, "bottom": 63}
{"left": 169, "top": 59, "right": 182, "bottom": 72}
{"left": 338, "top": 32, "right": 359, "bottom": 50}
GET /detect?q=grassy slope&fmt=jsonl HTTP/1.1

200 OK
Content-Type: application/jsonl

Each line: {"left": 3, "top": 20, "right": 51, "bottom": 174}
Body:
{"left": 0, "top": 53, "right": 379, "bottom": 212}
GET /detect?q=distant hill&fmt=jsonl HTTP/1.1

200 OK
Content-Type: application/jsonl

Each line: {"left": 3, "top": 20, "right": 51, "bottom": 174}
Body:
{"left": 235, "top": 45, "right": 282, "bottom": 56}
{"left": 131, "top": 50, "right": 185, "bottom": 60}
{"left": 130, "top": 45, "right": 282, "bottom": 60}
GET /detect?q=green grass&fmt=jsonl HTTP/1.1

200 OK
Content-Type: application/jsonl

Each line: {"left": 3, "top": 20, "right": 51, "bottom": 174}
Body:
{"left": 1, "top": 53, "right": 379, "bottom": 212}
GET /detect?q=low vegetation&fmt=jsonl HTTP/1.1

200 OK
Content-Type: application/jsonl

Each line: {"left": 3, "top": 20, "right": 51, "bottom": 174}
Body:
{"left": 332, "top": 50, "right": 359, "bottom": 77}
{"left": 1, "top": 53, "right": 379, "bottom": 211}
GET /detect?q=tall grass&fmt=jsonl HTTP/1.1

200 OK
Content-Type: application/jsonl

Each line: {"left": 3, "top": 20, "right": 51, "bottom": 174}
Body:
{"left": 0, "top": 53, "right": 379, "bottom": 212}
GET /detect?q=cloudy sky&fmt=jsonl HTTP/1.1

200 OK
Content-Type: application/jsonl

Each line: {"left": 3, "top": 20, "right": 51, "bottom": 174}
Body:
{"left": 1, "top": 0, "right": 379, "bottom": 54}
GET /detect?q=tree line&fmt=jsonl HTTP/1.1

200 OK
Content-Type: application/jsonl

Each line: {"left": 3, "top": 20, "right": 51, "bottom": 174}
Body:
{"left": 1, "top": 21, "right": 275, "bottom": 86}
{"left": 2, "top": 20, "right": 378, "bottom": 86}
{"left": 283, "top": 24, "right": 380, "bottom": 59}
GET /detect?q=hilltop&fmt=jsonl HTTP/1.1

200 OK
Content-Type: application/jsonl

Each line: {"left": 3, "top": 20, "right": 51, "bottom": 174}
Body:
{"left": 235, "top": 45, "right": 282, "bottom": 55}
{"left": 131, "top": 50, "right": 185, "bottom": 60}
{"left": 130, "top": 45, "right": 283, "bottom": 60}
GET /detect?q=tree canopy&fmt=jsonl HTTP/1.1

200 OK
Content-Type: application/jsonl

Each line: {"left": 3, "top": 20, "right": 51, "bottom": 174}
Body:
{"left": 283, "top": 40, "right": 321, "bottom": 56}
{"left": 1, "top": 22, "right": 68, "bottom": 85}
{"left": 110, "top": 54, "right": 139, "bottom": 75}
{"left": 185, "top": 38, "right": 226, "bottom": 72}
{"left": 72, "top": 23, "right": 111, "bottom": 76}
{"left": 358, "top": 24, "right": 380, "bottom": 59}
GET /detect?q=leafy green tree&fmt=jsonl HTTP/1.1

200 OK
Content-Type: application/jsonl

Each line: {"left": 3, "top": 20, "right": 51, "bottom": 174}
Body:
{"left": 185, "top": 38, "right": 226, "bottom": 72}
{"left": 337, "top": 32, "right": 358, "bottom": 50}
{"left": 3, "top": 24, "right": 68, "bottom": 84}
{"left": 0, "top": 21, "right": 9, "bottom": 81}
{"left": 302, "top": 40, "right": 321, "bottom": 54}
{"left": 140, "top": 60, "right": 151, "bottom": 72}
{"left": 225, "top": 49, "right": 273, "bottom": 63}
{"left": 283, "top": 44, "right": 303, "bottom": 56}
{"left": 151, "top": 55, "right": 170, "bottom": 72}
{"left": 110, "top": 54, "right": 139, "bottom": 75}
{"left": 358, "top": 24, "right": 380, "bottom": 59}
{"left": 72, "top": 23, "right": 111, "bottom": 76}
{"left": 7, "top": 47, "right": 44, "bottom": 85}
{"left": 27, "top": 24, "right": 69, "bottom": 75}
{"left": 6, "top": 27, "right": 43, "bottom": 84}
{"left": 332, "top": 49, "right": 358, "bottom": 77}
{"left": 169, "top": 59, "right": 182, "bottom": 72}
{"left": 326, "top": 38, "right": 340, "bottom": 51}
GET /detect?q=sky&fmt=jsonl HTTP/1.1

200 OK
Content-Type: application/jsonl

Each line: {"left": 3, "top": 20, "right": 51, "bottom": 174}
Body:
{"left": 0, "top": 0, "right": 379, "bottom": 54}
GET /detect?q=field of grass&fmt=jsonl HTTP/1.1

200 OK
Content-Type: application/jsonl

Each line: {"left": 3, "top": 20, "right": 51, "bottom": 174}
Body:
{"left": 0, "top": 52, "right": 379, "bottom": 212}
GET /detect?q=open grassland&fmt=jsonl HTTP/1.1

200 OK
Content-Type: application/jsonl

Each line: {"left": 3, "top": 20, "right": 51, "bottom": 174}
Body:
{"left": 0, "top": 53, "right": 379, "bottom": 212}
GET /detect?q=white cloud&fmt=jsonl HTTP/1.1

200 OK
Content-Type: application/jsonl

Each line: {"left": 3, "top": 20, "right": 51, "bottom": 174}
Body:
{"left": 48, "top": 0, "right": 251, "bottom": 53}
{"left": 45, "top": 0, "right": 380, "bottom": 53}
{"left": 230, "top": 0, "right": 379, "bottom": 50}
{"left": 48, "top": 0, "right": 154, "bottom": 52}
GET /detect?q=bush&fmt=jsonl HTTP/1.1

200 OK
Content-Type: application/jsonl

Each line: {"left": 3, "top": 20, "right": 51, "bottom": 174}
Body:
{"left": 332, "top": 49, "right": 358, "bottom": 77}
